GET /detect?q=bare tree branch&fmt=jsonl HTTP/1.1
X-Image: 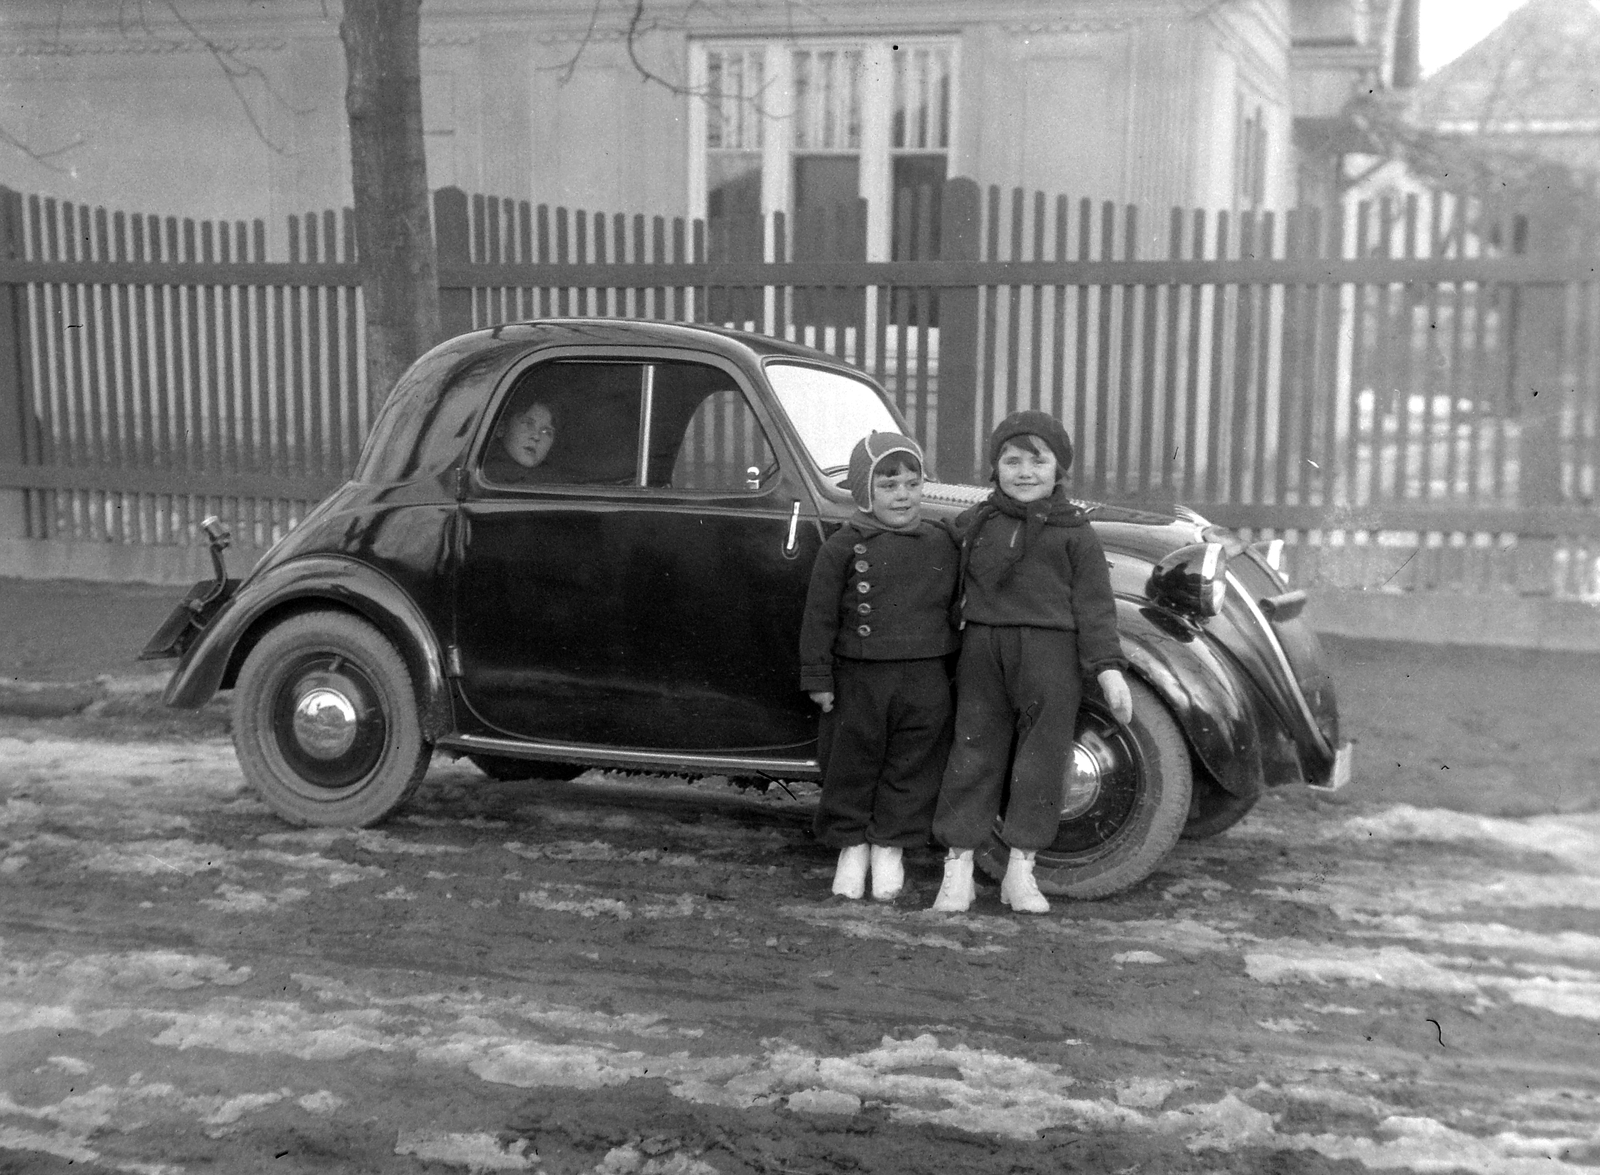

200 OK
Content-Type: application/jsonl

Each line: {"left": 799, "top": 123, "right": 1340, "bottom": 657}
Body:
{"left": 0, "top": 123, "right": 85, "bottom": 173}
{"left": 149, "top": 0, "right": 313, "bottom": 156}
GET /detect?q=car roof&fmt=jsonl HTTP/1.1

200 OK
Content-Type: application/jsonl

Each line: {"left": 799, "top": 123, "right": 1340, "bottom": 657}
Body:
{"left": 465, "top": 318, "right": 862, "bottom": 369}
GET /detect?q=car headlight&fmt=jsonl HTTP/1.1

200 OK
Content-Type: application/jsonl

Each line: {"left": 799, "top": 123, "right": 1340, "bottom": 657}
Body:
{"left": 1147, "top": 541, "right": 1228, "bottom": 617}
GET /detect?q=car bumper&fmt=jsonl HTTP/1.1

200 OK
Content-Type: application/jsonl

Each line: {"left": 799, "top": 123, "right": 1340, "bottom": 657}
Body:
{"left": 1307, "top": 740, "right": 1354, "bottom": 792}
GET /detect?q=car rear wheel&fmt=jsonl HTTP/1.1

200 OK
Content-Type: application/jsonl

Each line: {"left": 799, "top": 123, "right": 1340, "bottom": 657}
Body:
{"left": 977, "top": 677, "right": 1191, "bottom": 899}
{"left": 1181, "top": 774, "right": 1260, "bottom": 839}
{"left": 468, "top": 754, "right": 586, "bottom": 782}
{"left": 233, "top": 611, "right": 430, "bottom": 827}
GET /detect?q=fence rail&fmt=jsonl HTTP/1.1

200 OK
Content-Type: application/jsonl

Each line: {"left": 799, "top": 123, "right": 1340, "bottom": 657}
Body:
{"left": 2, "top": 179, "right": 1598, "bottom": 597}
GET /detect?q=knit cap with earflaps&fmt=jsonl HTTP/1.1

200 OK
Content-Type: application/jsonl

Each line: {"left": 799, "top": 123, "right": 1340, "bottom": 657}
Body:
{"left": 844, "top": 431, "right": 925, "bottom": 513}
{"left": 987, "top": 409, "right": 1074, "bottom": 475}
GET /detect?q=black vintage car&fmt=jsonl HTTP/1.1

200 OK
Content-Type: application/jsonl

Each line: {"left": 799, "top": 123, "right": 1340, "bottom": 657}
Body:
{"left": 144, "top": 319, "right": 1349, "bottom": 898}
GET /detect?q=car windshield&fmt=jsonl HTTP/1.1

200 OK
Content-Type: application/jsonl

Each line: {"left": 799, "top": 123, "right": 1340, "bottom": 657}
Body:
{"left": 764, "top": 362, "right": 901, "bottom": 475}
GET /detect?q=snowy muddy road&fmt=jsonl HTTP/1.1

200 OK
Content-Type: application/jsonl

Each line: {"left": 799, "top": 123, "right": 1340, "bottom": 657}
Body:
{"left": 2, "top": 732, "right": 1598, "bottom": 1175}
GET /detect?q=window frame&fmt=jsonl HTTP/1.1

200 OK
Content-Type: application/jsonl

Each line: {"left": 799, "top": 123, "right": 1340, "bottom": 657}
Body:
{"left": 688, "top": 37, "right": 959, "bottom": 263}
{"left": 468, "top": 347, "right": 788, "bottom": 502}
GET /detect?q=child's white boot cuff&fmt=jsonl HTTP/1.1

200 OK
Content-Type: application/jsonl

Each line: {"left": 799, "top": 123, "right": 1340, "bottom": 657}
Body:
{"left": 869, "top": 845, "right": 904, "bottom": 901}
{"left": 931, "top": 848, "right": 976, "bottom": 912}
{"left": 1000, "top": 848, "right": 1051, "bottom": 914}
{"left": 831, "top": 844, "right": 871, "bottom": 899}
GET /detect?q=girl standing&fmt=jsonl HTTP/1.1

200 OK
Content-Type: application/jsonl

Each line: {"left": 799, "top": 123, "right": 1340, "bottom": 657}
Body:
{"left": 930, "top": 411, "right": 1133, "bottom": 914}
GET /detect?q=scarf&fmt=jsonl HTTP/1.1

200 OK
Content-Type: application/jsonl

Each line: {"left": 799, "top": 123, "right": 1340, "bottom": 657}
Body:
{"left": 959, "top": 484, "right": 1087, "bottom": 588}
{"left": 846, "top": 513, "right": 925, "bottom": 538}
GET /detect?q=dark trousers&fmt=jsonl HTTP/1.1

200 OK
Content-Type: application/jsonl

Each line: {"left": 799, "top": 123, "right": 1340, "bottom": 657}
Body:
{"left": 932, "top": 624, "right": 1081, "bottom": 852}
{"left": 813, "top": 657, "right": 953, "bottom": 849}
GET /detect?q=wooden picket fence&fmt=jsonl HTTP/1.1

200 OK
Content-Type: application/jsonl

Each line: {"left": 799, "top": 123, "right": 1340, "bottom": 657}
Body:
{"left": 2, "top": 178, "right": 1599, "bottom": 596}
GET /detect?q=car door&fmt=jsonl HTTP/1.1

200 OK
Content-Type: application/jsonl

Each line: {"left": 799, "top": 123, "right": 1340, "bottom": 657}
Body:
{"left": 453, "top": 352, "right": 823, "bottom": 753}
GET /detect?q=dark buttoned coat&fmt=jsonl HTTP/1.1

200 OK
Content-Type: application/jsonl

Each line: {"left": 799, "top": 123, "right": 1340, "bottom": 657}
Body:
{"left": 798, "top": 517, "right": 961, "bottom": 694}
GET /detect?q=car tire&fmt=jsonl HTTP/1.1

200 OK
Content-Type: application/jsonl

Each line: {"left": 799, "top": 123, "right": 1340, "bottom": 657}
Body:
{"left": 468, "top": 754, "right": 586, "bottom": 782}
{"left": 232, "top": 611, "right": 431, "bottom": 827}
{"left": 1181, "top": 774, "right": 1260, "bottom": 840}
{"left": 977, "top": 677, "right": 1192, "bottom": 900}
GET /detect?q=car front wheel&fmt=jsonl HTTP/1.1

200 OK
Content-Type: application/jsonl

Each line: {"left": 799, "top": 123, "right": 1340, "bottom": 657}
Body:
{"left": 233, "top": 611, "right": 431, "bottom": 827}
{"left": 977, "top": 676, "right": 1192, "bottom": 899}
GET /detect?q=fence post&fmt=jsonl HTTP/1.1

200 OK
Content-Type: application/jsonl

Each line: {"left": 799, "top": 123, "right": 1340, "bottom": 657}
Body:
{"left": 0, "top": 186, "right": 28, "bottom": 539}
{"left": 1510, "top": 178, "right": 1572, "bottom": 595}
{"left": 935, "top": 177, "right": 982, "bottom": 483}
{"left": 434, "top": 187, "right": 472, "bottom": 338}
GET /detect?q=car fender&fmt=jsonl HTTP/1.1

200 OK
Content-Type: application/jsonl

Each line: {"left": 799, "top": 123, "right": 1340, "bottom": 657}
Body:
{"left": 162, "top": 555, "right": 453, "bottom": 739}
{"left": 1116, "top": 598, "right": 1266, "bottom": 801}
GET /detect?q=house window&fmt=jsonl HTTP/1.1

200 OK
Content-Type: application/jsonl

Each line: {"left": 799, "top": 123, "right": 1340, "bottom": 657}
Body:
{"left": 693, "top": 40, "right": 955, "bottom": 262}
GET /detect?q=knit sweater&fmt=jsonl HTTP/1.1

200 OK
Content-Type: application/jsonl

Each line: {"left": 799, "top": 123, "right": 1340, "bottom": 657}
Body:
{"left": 955, "top": 503, "right": 1128, "bottom": 675}
{"left": 799, "top": 518, "right": 961, "bottom": 693}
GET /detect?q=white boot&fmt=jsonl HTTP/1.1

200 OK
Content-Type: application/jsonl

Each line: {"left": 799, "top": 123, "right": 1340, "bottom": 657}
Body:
{"left": 869, "top": 845, "right": 904, "bottom": 902}
{"left": 831, "top": 844, "right": 870, "bottom": 899}
{"left": 931, "top": 849, "right": 976, "bottom": 913}
{"left": 1000, "top": 848, "right": 1051, "bottom": 914}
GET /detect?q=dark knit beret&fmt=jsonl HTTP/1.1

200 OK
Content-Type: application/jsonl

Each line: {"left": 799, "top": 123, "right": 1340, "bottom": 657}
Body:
{"left": 844, "top": 431, "right": 924, "bottom": 512}
{"left": 987, "top": 410, "right": 1074, "bottom": 476}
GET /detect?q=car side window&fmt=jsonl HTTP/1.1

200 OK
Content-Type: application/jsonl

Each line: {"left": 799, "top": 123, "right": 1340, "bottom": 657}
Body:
{"left": 481, "top": 361, "right": 642, "bottom": 487}
{"left": 647, "top": 363, "right": 777, "bottom": 494}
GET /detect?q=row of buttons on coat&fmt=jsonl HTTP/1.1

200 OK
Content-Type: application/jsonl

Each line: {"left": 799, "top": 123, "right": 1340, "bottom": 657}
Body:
{"left": 853, "top": 542, "right": 873, "bottom": 636}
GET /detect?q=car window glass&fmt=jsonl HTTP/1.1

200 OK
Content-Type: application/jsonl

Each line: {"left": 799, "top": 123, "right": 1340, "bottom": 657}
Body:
{"left": 764, "top": 362, "right": 899, "bottom": 475}
{"left": 481, "top": 361, "right": 642, "bottom": 487}
{"left": 645, "top": 362, "right": 776, "bottom": 494}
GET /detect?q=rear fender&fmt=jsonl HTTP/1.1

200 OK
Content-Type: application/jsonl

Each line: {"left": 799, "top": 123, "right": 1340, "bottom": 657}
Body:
{"left": 162, "top": 555, "right": 452, "bottom": 739}
{"left": 1116, "top": 598, "right": 1266, "bottom": 801}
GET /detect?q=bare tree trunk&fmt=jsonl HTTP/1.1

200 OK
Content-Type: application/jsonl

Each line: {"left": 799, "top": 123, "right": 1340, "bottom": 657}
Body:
{"left": 340, "top": 0, "right": 440, "bottom": 403}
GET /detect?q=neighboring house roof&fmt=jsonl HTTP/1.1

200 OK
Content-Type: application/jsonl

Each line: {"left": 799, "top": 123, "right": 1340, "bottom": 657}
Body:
{"left": 1407, "top": 0, "right": 1600, "bottom": 129}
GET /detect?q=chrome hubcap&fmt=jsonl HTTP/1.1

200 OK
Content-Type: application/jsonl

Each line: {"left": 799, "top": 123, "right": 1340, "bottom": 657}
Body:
{"left": 291, "top": 687, "right": 360, "bottom": 759}
{"left": 1061, "top": 743, "right": 1104, "bottom": 819}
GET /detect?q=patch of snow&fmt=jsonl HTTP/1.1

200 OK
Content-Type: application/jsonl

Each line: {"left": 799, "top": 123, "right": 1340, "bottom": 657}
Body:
{"left": 8, "top": 950, "right": 250, "bottom": 991}
{"left": 1328, "top": 807, "right": 1600, "bottom": 875}
{"left": 1280, "top": 1113, "right": 1599, "bottom": 1174}
{"left": 257, "top": 828, "right": 467, "bottom": 856}
{"left": 1113, "top": 951, "right": 1167, "bottom": 965}
{"left": 1343, "top": 913, "right": 1600, "bottom": 962}
{"left": 42, "top": 1056, "right": 92, "bottom": 1074}
{"left": 1257, "top": 1018, "right": 1314, "bottom": 1034}
{"left": 393, "top": 1128, "right": 536, "bottom": 1172}
{"left": 1500, "top": 975, "right": 1600, "bottom": 1020}
{"left": 201, "top": 884, "right": 311, "bottom": 913}
{"left": 1115, "top": 1077, "right": 1183, "bottom": 1108}
{"left": 296, "top": 1089, "right": 343, "bottom": 1113}
{"left": 150, "top": 1000, "right": 396, "bottom": 1060}
{"left": 1163, "top": 1092, "right": 1277, "bottom": 1152}
{"left": 781, "top": 905, "right": 1010, "bottom": 954}
{"left": 592, "top": 1145, "right": 720, "bottom": 1175}
{"left": 0, "top": 1126, "right": 97, "bottom": 1165}
{"left": 1063, "top": 918, "right": 1235, "bottom": 953}
{"left": 786, "top": 1088, "right": 862, "bottom": 1114}
{"left": 503, "top": 840, "right": 699, "bottom": 867}
{"left": 1245, "top": 942, "right": 1483, "bottom": 993}
{"left": 199, "top": 1089, "right": 287, "bottom": 1125}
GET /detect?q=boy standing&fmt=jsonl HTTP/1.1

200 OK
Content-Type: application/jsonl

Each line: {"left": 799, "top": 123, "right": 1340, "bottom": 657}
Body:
{"left": 800, "top": 432, "right": 960, "bottom": 901}
{"left": 931, "top": 410, "right": 1133, "bottom": 915}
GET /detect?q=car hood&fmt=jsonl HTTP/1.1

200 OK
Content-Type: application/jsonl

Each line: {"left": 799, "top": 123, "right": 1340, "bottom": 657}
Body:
{"left": 918, "top": 481, "right": 1210, "bottom": 563}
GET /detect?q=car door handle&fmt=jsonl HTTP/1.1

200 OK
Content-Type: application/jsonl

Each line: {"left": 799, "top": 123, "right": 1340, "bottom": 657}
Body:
{"left": 783, "top": 501, "right": 801, "bottom": 559}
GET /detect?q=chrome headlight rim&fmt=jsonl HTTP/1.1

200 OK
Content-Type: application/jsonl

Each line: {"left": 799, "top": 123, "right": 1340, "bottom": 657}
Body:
{"left": 1147, "top": 540, "right": 1229, "bottom": 618}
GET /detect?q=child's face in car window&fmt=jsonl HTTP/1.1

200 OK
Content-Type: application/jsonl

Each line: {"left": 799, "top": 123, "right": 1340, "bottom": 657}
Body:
{"left": 500, "top": 403, "right": 555, "bottom": 469}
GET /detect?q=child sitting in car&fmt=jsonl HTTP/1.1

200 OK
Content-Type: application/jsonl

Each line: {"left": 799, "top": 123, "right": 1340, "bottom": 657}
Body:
{"left": 799, "top": 433, "right": 960, "bottom": 902}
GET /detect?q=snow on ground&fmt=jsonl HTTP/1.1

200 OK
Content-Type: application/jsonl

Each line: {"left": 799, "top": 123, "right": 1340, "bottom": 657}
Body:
{"left": 3, "top": 737, "right": 1600, "bottom": 1172}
